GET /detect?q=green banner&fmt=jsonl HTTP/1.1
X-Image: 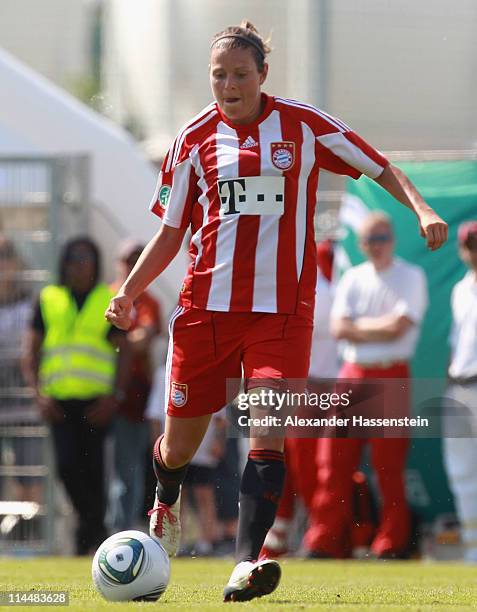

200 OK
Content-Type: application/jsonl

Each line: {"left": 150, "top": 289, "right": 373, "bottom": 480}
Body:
{"left": 340, "top": 160, "right": 477, "bottom": 521}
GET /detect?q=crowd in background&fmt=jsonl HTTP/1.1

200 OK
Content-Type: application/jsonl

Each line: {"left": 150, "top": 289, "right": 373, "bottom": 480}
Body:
{"left": 0, "top": 216, "right": 476, "bottom": 560}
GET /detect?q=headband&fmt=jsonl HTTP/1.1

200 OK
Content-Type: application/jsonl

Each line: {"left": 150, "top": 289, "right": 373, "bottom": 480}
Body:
{"left": 211, "top": 34, "right": 265, "bottom": 60}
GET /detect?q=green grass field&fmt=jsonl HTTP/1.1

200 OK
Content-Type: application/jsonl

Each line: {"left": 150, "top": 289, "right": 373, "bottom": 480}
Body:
{"left": 0, "top": 557, "right": 476, "bottom": 611}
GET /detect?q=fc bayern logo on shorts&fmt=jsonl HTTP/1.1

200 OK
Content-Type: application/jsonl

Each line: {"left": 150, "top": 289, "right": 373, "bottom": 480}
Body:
{"left": 271, "top": 142, "right": 295, "bottom": 171}
{"left": 170, "top": 382, "right": 188, "bottom": 407}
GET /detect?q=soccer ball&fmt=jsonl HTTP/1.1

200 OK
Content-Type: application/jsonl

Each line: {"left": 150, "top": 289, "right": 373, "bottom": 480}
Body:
{"left": 92, "top": 530, "right": 170, "bottom": 602}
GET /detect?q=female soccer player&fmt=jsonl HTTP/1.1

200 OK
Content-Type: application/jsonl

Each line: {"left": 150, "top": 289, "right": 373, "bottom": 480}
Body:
{"left": 106, "top": 21, "right": 447, "bottom": 602}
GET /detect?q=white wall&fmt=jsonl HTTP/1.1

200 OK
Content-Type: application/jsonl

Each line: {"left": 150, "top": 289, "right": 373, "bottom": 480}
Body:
{"left": 0, "top": 0, "right": 96, "bottom": 88}
{"left": 2, "top": 1, "right": 476, "bottom": 154}
{"left": 102, "top": 0, "right": 477, "bottom": 157}
{"left": 329, "top": 0, "right": 477, "bottom": 151}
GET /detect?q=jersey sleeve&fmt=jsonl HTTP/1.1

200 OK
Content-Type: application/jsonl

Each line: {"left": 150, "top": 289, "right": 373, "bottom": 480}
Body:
{"left": 310, "top": 109, "right": 389, "bottom": 179}
{"left": 149, "top": 137, "right": 198, "bottom": 229}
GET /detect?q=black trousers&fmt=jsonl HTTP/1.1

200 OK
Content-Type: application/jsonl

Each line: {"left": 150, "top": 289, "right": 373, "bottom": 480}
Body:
{"left": 51, "top": 399, "right": 108, "bottom": 555}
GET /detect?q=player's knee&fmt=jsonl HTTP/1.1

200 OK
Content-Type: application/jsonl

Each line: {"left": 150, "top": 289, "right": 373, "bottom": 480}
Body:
{"left": 160, "top": 441, "right": 193, "bottom": 469}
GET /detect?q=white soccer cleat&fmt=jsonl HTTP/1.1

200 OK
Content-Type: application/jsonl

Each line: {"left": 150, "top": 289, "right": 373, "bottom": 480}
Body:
{"left": 223, "top": 559, "right": 281, "bottom": 602}
{"left": 147, "top": 488, "right": 181, "bottom": 557}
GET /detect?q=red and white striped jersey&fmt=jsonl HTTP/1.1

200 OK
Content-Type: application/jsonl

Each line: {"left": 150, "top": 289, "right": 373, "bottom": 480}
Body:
{"left": 150, "top": 94, "right": 388, "bottom": 315}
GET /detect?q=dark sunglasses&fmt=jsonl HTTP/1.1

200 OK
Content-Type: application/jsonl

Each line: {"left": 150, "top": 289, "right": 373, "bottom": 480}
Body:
{"left": 65, "top": 252, "right": 95, "bottom": 263}
{"left": 363, "top": 233, "right": 392, "bottom": 244}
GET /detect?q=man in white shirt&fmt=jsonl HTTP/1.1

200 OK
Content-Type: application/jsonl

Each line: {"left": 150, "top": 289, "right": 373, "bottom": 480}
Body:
{"left": 443, "top": 221, "right": 477, "bottom": 562}
{"left": 306, "top": 212, "right": 428, "bottom": 559}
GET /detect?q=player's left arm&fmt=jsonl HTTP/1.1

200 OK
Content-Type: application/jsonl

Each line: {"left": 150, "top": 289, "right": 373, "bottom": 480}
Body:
{"left": 374, "top": 164, "right": 448, "bottom": 251}
{"left": 312, "top": 114, "right": 447, "bottom": 250}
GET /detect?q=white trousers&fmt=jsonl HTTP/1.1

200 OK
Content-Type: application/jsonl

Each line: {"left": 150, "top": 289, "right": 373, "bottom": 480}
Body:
{"left": 443, "top": 382, "right": 477, "bottom": 562}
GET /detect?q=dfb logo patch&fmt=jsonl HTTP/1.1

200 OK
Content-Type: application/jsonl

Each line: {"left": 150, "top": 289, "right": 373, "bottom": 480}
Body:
{"left": 170, "top": 382, "right": 188, "bottom": 407}
{"left": 271, "top": 142, "right": 295, "bottom": 171}
{"left": 158, "top": 184, "right": 171, "bottom": 209}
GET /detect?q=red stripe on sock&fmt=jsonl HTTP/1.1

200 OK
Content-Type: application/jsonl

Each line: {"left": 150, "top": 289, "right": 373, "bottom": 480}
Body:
{"left": 249, "top": 449, "right": 284, "bottom": 462}
{"left": 153, "top": 434, "right": 165, "bottom": 467}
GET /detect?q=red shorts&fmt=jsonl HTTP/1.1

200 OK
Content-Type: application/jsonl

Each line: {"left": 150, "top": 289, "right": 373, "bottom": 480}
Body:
{"left": 165, "top": 307, "right": 313, "bottom": 417}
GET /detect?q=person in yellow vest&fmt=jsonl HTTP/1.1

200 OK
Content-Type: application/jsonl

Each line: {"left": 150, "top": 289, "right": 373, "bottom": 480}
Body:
{"left": 23, "top": 237, "right": 130, "bottom": 555}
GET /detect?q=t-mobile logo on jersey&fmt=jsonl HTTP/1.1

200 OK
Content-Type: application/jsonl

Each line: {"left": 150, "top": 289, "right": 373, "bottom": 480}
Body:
{"left": 217, "top": 176, "right": 285, "bottom": 217}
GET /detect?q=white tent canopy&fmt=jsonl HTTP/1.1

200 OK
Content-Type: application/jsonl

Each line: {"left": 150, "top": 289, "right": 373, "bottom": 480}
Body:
{"left": 0, "top": 46, "right": 186, "bottom": 310}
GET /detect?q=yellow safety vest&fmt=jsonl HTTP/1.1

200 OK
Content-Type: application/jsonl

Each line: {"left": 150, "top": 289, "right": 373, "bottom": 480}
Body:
{"left": 39, "top": 283, "right": 117, "bottom": 400}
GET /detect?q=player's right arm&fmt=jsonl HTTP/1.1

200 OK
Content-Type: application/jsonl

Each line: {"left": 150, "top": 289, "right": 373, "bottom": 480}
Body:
{"left": 107, "top": 124, "right": 198, "bottom": 330}
{"left": 105, "top": 224, "right": 186, "bottom": 330}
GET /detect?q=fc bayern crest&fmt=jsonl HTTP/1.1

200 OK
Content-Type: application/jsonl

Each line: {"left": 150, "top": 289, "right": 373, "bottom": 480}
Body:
{"left": 271, "top": 141, "right": 295, "bottom": 171}
{"left": 170, "top": 382, "right": 188, "bottom": 407}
